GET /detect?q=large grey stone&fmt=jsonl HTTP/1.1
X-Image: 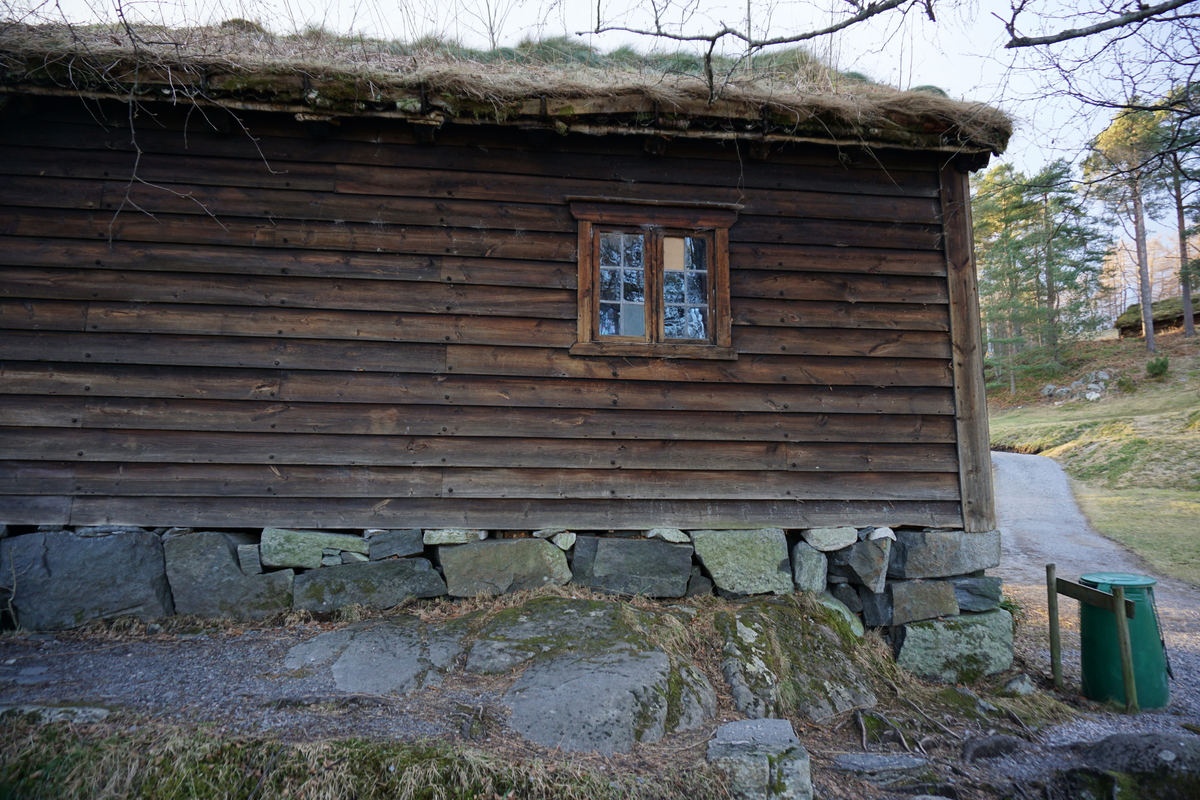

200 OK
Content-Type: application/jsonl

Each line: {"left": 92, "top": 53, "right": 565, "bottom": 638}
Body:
{"left": 800, "top": 527, "right": 858, "bottom": 552}
{"left": 368, "top": 529, "right": 423, "bottom": 561}
{"left": 0, "top": 530, "right": 173, "bottom": 630}
{"left": 690, "top": 529, "right": 793, "bottom": 595}
{"left": 707, "top": 719, "right": 813, "bottom": 800}
{"left": 439, "top": 539, "right": 570, "bottom": 597}
{"left": 832, "top": 753, "right": 929, "bottom": 785}
{"left": 862, "top": 580, "right": 959, "bottom": 627}
{"left": 895, "top": 608, "right": 1014, "bottom": 682}
{"left": 505, "top": 649, "right": 714, "bottom": 755}
{"left": 828, "top": 538, "right": 891, "bottom": 593}
{"left": 888, "top": 529, "right": 1001, "bottom": 579}
{"left": 950, "top": 576, "right": 1003, "bottom": 612}
{"left": 293, "top": 558, "right": 446, "bottom": 612}
{"left": 285, "top": 616, "right": 463, "bottom": 694}
{"left": 830, "top": 583, "right": 862, "bottom": 613}
{"left": 259, "top": 528, "right": 367, "bottom": 569}
{"left": 571, "top": 536, "right": 693, "bottom": 597}
{"left": 717, "top": 600, "right": 875, "bottom": 723}
{"left": 790, "top": 542, "right": 826, "bottom": 592}
{"left": 165, "top": 532, "right": 293, "bottom": 621}
{"left": 816, "top": 592, "right": 864, "bottom": 637}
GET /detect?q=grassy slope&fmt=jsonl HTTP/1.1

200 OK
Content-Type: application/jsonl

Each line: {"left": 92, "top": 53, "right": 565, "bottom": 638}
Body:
{"left": 989, "top": 333, "right": 1200, "bottom": 586}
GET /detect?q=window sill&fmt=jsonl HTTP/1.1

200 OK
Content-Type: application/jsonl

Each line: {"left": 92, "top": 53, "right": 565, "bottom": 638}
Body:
{"left": 569, "top": 342, "right": 738, "bottom": 360}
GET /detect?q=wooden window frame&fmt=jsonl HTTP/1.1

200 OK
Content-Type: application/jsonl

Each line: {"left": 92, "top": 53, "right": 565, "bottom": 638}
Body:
{"left": 568, "top": 199, "right": 737, "bottom": 360}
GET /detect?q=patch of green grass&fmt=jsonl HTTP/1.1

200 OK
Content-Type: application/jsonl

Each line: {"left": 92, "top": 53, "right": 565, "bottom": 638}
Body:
{"left": 1071, "top": 483, "right": 1200, "bottom": 587}
{"left": 0, "top": 715, "right": 725, "bottom": 800}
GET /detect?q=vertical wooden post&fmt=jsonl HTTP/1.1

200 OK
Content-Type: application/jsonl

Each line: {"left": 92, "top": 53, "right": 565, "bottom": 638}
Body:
{"left": 1047, "top": 563, "right": 1063, "bottom": 691}
{"left": 1113, "top": 585, "right": 1139, "bottom": 713}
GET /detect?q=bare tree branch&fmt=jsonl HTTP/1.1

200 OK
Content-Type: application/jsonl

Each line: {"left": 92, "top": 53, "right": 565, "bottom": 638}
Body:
{"left": 1005, "top": 0, "right": 1199, "bottom": 48}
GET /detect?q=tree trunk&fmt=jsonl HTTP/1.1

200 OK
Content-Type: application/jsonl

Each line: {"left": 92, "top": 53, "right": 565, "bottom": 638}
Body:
{"left": 1174, "top": 163, "right": 1196, "bottom": 338}
{"left": 1043, "top": 190, "right": 1061, "bottom": 362}
{"left": 1133, "top": 178, "right": 1156, "bottom": 352}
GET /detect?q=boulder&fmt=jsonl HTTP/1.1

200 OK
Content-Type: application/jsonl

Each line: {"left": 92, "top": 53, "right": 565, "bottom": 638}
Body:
{"left": 861, "top": 580, "right": 958, "bottom": 627}
{"left": 293, "top": 558, "right": 446, "bottom": 612}
{"left": 707, "top": 719, "right": 813, "bottom": 800}
{"left": 259, "top": 528, "right": 368, "bottom": 569}
{"left": 164, "top": 532, "right": 293, "bottom": 620}
{"left": 800, "top": 526, "right": 858, "bottom": 552}
{"left": 689, "top": 529, "right": 793, "bottom": 595}
{"left": 571, "top": 536, "right": 693, "bottom": 597}
{"left": 439, "top": 539, "right": 570, "bottom": 597}
{"left": 828, "top": 538, "right": 891, "bottom": 593}
{"left": 894, "top": 608, "right": 1014, "bottom": 682}
{"left": 646, "top": 527, "right": 690, "bottom": 543}
{"left": 285, "top": 616, "right": 463, "bottom": 694}
{"left": 236, "top": 544, "right": 263, "bottom": 576}
{"left": 888, "top": 529, "right": 1001, "bottom": 580}
{"left": 950, "top": 576, "right": 1003, "bottom": 612}
{"left": 0, "top": 529, "right": 174, "bottom": 630}
{"left": 717, "top": 600, "right": 876, "bottom": 723}
{"left": 423, "top": 528, "right": 487, "bottom": 545}
{"left": 830, "top": 583, "right": 862, "bottom": 613}
{"left": 790, "top": 542, "right": 826, "bottom": 592}
{"left": 367, "top": 529, "right": 424, "bottom": 560}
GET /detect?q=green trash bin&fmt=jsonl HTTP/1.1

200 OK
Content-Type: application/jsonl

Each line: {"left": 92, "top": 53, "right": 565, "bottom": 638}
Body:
{"left": 1079, "top": 572, "right": 1171, "bottom": 709}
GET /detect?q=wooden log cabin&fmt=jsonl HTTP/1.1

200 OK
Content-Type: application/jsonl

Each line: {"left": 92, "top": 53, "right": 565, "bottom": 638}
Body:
{"left": 0, "top": 33, "right": 1009, "bottom": 535}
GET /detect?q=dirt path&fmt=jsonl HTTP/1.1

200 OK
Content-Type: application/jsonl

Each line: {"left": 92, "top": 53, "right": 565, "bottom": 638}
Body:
{"left": 991, "top": 451, "right": 1200, "bottom": 738}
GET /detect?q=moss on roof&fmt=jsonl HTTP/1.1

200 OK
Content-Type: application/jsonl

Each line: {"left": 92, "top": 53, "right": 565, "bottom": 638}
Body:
{"left": 0, "top": 23, "right": 1012, "bottom": 153}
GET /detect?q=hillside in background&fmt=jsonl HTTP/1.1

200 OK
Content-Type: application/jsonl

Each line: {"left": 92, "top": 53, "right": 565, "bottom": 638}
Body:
{"left": 988, "top": 333, "right": 1200, "bottom": 586}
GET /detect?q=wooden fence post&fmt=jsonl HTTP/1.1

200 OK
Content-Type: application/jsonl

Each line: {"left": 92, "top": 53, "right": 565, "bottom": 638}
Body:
{"left": 1047, "top": 563, "right": 1063, "bottom": 691}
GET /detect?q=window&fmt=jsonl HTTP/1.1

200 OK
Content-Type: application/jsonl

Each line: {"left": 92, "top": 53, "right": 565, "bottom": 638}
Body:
{"left": 569, "top": 200, "right": 737, "bottom": 360}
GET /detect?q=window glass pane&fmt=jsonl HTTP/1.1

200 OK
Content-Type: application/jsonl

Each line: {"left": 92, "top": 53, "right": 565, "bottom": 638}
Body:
{"left": 664, "top": 306, "right": 686, "bottom": 338}
{"left": 623, "top": 269, "right": 645, "bottom": 303}
{"left": 686, "top": 272, "right": 708, "bottom": 304}
{"left": 685, "top": 237, "right": 707, "bottom": 270}
{"left": 625, "top": 234, "right": 644, "bottom": 268}
{"left": 664, "top": 271, "right": 685, "bottom": 303}
{"left": 599, "top": 234, "right": 620, "bottom": 267}
{"left": 600, "top": 268, "right": 620, "bottom": 301}
{"left": 599, "top": 303, "right": 620, "bottom": 335}
{"left": 621, "top": 305, "right": 645, "bottom": 337}
{"left": 686, "top": 306, "right": 708, "bottom": 339}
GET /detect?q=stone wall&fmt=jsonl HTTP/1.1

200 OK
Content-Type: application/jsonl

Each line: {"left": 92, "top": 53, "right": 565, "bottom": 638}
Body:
{"left": 0, "top": 523, "right": 1013, "bottom": 682}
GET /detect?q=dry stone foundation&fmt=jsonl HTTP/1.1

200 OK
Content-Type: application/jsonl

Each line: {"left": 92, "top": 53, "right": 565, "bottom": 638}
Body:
{"left": 0, "top": 521, "right": 1012, "bottom": 684}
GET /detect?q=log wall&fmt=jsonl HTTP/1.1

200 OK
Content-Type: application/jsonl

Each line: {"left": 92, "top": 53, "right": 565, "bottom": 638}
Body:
{"left": 0, "top": 97, "right": 990, "bottom": 531}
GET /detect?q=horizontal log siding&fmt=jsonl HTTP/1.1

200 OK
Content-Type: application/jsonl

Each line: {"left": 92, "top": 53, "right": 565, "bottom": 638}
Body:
{"left": 0, "top": 98, "right": 963, "bottom": 530}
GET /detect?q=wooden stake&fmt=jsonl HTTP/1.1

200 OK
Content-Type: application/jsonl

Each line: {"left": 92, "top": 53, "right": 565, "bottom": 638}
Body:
{"left": 1047, "top": 563, "right": 1063, "bottom": 691}
{"left": 1113, "top": 585, "right": 1139, "bottom": 713}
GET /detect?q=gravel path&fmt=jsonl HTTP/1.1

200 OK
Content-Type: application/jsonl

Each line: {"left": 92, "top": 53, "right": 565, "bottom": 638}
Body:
{"left": 991, "top": 451, "right": 1200, "bottom": 741}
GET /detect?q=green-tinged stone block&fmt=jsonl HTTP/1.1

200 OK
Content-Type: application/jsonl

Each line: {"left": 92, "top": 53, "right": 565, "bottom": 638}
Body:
{"left": 260, "top": 528, "right": 368, "bottom": 569}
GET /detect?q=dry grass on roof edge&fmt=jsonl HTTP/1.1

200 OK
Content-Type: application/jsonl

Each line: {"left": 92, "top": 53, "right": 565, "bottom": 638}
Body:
{"left": 0, "top": 22, "right": 1013, "bottom": 152}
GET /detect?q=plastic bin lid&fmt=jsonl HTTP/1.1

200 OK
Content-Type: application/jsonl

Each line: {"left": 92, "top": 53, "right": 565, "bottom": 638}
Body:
{"left": 1080, "top": 572, "right": 1157, "bottom": 589}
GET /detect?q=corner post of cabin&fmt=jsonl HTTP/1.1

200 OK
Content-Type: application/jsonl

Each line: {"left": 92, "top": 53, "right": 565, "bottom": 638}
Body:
{"left": 939, "top": 163, "right": 996, "bottom": 532}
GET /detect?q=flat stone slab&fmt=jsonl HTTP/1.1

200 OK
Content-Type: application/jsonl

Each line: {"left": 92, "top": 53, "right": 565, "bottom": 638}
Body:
{"left": 707, "top": 719, "right": 812, "bottom": 800}
{"left": 895, "top": 608, "right": 1014, "bottom": 683}
{"left": 833, "top": 753, "right": 929, "bottom": 784}
{"left": 690, "top": 529, "right": 793, "bottom": 595}
{"left": 1, "top": 529, "right": 174, "bottom": 630}
{"left": 950, "top": 576, "right": 1003, "bottom": 612}
{"left": 424, "top": 529, "right": 487, "bottom": 545}
{"left": 800, "top": 527, "right": 858, "bottom": 552}
{"left": 293, "top": 558, "right": 446, "bottom": 613}
{"left": 166, "top": 532, "right": 294, "bottom": 621}
{"left": 260, "top": 528, "right": 368, "bottom": 570}
{"left": 862, "top": 580, "right": 958, "bottom": 627}
{"left": 505, "top": 649, "right": 714, "bottom": 755}
{"left": 888, "top": 529, "right": 1001, "bottom": 579}
{"left": 285, "top": 617, "right": 463, "bottom": 694}
{"left": 368, "top": 529, "right": 423, "bottom": 561}
{"left": 439, "top": 539, "right": 570, "bottom": 597}
{"left": 571, "top": 536, "right": 693, "bottom": 597}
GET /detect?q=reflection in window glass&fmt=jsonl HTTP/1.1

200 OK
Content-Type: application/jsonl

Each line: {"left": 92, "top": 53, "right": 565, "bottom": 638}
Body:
{"left": 598, "top": 231, "right": 645, "bottom": 338}
{"left": 663, "top": 235, "right": 709, "bottom": 340}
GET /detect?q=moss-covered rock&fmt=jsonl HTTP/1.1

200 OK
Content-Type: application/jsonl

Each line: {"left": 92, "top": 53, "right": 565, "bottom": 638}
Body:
{"left": 715, "top": 599, "right": 876, "bottom": 723}
{"left": 894, "top": 608, "right": 1014, "bottom": 682}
